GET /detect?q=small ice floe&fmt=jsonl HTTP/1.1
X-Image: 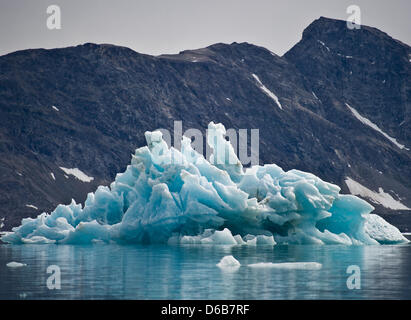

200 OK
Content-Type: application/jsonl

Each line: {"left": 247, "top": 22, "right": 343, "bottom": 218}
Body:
{"left": 59, "top": 167, "right": 94, "bottom": 182}
{"left": 217, "top": 255, "right": 241, "bottom": 270}
{"left": 21, "top": 236, "right": 56, "bottom": 244}
{"left": 248, "top": 262, "right": 322, "bottom": 270}
{"left": 6, "top": 261, "right": 27, "bottom": 268}
{"left": 178, "top": 228, "right": 276, "bottom": 246}
{"left": 180, "top": 228, "right": 238, "bottom": 245}
{"left": 25, "top": 204, "right": 38, "bottom": 210}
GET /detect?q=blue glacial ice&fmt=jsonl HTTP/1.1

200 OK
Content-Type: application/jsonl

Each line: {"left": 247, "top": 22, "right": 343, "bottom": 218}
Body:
{"left": 1, "top": 122, "right": 408, "bottom": 245}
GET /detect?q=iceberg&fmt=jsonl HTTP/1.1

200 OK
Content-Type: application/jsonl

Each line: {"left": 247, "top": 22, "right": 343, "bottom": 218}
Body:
{"left": 1, "top": 122, "right": 408, "bottom": 245}
{"left": 364, "top": 214, "right": 409, "bottom": 244}
{"left": 217, "top": 255, "right": 241, "bottom": 269}
{"left": 6, "top": 261, "right": 27, "bottom": 268}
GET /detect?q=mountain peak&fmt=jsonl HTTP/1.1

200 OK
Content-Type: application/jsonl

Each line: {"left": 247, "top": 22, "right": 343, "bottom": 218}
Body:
{"left": 300, "top": 16, "right": 409, "bottom": 49}
{"left": 286, "top": 15, "right": 410, "bottom": 61}
{"left": 157, "top": 41, "right": 278, "bottom": 63}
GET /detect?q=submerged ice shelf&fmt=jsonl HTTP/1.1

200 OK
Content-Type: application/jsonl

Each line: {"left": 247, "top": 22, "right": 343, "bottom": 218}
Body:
{"left": 1, "top": 122, "right": 408, "bottom": 245}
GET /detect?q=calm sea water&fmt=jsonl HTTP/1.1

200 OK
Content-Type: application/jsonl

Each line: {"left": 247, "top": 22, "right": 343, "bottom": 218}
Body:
{"left": 1, "top": 243, "right": 411, "bottom": 300}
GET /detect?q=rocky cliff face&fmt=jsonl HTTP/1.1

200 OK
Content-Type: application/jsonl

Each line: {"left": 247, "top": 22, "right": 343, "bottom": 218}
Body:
{"left": 0, "top": 17, "right": 409, "bottom": 231}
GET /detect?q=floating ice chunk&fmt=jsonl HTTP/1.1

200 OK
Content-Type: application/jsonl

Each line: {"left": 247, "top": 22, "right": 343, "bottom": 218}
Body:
{"left": 25, "top": 204, "right": 38, "bottom": 210}
{"left": 181, "top": 229, "right": 238, "bottom": 245}
{"left": 6, "top": 262, "right": 27, "bottom": 268}
{"left": 364, "top": 214, "right": 409, "bottom": 244}
{"left": 248, "top": 262, "right": 322, "bottom": 270}
{"left": 252, "top": 74, "right": 282, "bottom": 110}
{"left": 59, "top": 167, "right": 94, "bottom": 182}
{"left": 217, "top": 255, "right": 241, "bottom": 269}
{"left": 245, "top": 237, "right": 257, "bottom": 246}
{"left": 22, "top": 236, "right": 56, "bottom": 244}
{"left": 234, "top": 234, "right": 246, "bottom": 245}
{"left": 179, "top": 229, "right": 275, "bottom": 246}
{"left": 209, "top": 228, "right": 238, "bottom": 245}
{"left": 19, "top": 292, "right": 28, "bottom": 299}
{"left": 256, "top": 235, "right": 276, "bottom": 245}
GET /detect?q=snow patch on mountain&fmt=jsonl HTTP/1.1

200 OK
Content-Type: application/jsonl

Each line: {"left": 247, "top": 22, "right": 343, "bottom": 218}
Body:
{"left": 345, "top": 177, "right": 410, "bottom": 210}
{"left": 345, "top": 103, "right": 409, "bottom": 150}
{"left": 59, "top": 167, "right": 94, "bottom": 182}
{"left": 252, "top": 74, "right": 282, "bottom": 109}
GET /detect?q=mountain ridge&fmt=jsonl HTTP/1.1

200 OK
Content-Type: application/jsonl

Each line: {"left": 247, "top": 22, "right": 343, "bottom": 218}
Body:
{"left": 0, "top": 17, "right": 409, "bottom": 231}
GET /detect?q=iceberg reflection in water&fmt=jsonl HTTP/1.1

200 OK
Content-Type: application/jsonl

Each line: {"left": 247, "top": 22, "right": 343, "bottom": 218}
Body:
{"left": 1, "top": 243, "right": 411, "bottom": 300}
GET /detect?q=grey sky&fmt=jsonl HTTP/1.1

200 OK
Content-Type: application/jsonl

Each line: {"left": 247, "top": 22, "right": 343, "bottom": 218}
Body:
{"left": 0, "top": 0, "right": 410, "bottom": 57}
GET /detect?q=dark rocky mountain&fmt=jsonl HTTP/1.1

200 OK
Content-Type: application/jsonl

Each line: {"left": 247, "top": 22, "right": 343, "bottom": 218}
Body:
{"left": 0, "top": 17, "right": 410, "bottom": 232}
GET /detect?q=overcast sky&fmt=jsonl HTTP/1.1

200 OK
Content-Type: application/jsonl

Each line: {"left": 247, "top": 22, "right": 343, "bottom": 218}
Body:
{"left": 0, "top": 0, "right": 410, "bottom": 57}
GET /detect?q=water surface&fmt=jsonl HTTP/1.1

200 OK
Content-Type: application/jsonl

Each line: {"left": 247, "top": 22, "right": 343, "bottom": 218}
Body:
{"left": 1, "top": 244, "right": 411, "bottom": 299}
